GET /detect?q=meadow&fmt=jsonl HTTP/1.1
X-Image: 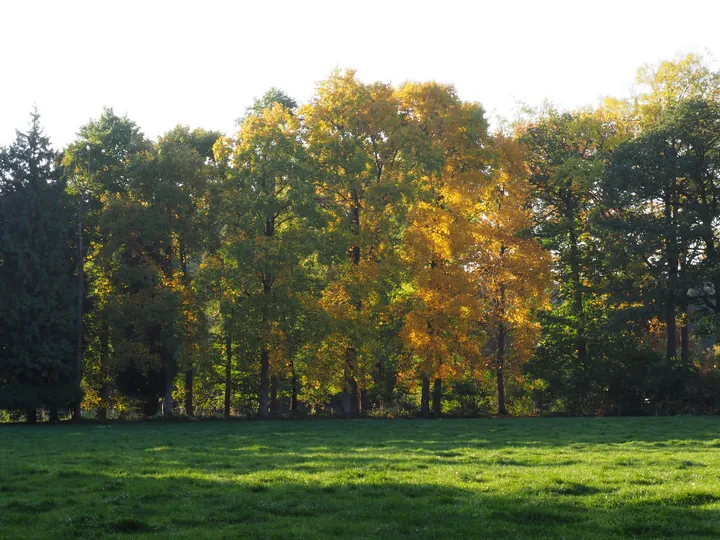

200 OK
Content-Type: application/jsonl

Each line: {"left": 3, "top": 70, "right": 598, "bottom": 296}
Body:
{"left": 1, "top": 418, "right": 720, "bottom": 539}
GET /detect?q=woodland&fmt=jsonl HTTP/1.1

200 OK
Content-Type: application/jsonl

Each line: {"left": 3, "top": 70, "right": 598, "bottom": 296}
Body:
{"left": 2, "top": 53, "right": 720, "bottom": 422}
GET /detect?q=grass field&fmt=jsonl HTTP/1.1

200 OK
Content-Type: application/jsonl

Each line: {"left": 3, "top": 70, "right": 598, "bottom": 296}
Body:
{"left": 1, "top": 418, "right": 720, "bottom": 539}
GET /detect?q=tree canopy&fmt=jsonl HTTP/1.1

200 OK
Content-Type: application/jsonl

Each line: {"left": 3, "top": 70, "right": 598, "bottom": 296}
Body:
{"left": 2, "top": 54, "right": 720, "bottom": 422}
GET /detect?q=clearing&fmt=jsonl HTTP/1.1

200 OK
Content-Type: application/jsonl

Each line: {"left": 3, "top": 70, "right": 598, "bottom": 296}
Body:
{"left": 1, "top": 417, "right": 720, "bottom": 538}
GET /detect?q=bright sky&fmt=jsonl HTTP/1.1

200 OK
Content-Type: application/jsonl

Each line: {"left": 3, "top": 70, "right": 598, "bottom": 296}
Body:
{"left": 2, "top": 0, "right": 719, "bottom": 148}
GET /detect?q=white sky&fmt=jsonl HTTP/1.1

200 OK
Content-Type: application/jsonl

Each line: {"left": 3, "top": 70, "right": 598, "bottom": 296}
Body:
{"left": 2, "top": 0, "right": 719, "bottom": 148}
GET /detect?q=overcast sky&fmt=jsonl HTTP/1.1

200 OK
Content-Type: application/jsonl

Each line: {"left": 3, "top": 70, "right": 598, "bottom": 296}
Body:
{"left": 2, "top": 0, "right": 719, "bottom": 148}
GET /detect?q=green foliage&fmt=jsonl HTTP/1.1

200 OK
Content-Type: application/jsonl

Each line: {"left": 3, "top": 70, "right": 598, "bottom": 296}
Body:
{"left": 3, "top": 56, "right": 720, "bottom": 421}
{"left": 244, "top": 87, "right": 299, "bottom": 119}
{"left": 0, "top": 110, "right": 78, "bottom": 411}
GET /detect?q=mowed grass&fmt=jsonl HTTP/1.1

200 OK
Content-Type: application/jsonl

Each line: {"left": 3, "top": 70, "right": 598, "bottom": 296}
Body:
{"left": 1, "top": 418, "right": 720, "bottom": 539}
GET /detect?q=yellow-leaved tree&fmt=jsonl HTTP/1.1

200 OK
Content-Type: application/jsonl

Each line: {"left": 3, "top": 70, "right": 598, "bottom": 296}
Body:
{"left": 302, "top": 70, "right": 406, "bottom": 417}
{"left": 397, "top": 82, "right": 492, "bottom": 417}
{"left": 470, "top": 135, "right": 551, "bottom": 414}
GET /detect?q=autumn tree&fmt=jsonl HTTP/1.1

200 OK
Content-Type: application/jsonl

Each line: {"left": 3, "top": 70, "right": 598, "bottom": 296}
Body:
{"left": 303, "top": 70, "right": 406, "bottom": 417}
{"left": 215, "top": 96, "right": 315, "bottom": 418}
{"left": 471, "top": 136, "right": 550, "bottom": 414}
{"left": 635, "top": 53, "right": 720, "bottom": 128}
{"left": 397, "top": 82, "right": 491, "bottom": 417}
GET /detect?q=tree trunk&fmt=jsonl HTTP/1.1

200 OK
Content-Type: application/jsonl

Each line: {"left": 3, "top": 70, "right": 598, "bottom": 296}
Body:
{"left": 258, "top": 347, "right": 270, "bottom": 418}
{"left": 73, "top": 192, "right": 84, "bottom": 423}
{"left": 351, "top": 375, "right": 358, "bottom": 416}
{"left": 568, "top": 221, "right": 587, "bottom": 367}
{"left": 360, "top": 388, "right": 369, "bottom": 413}
{"left": 49, "top": 407, "right": 60, "bottom": 424}
{"left": 27, "top": 409, "right": 37, "bottom": 424}
{"left": 258, "top": 217, "right": 275, "bottom": 420}
{"left": 666, "top": 310, "right": 678, "bottom": 360}
{"left": 699, "top": 195, "right": 720, "bottom": 343}
{"left": 290, "top": 358, "right": 298, "bottom": 414}
{"left": 224, "top": 334, "right": 232, "bottom": 417}
{"left": 343, "top": 347, "right": 358, "bottom": 418}
{"left": 497, "top": 324, "right": 507, "bottom": 415}
{"left": 385, "top": 368, "right": 397, "bottom": 406}
{"left": 713, "top": 274, "right": 720, "bottom": 345}
{"left": 373, "top": 359, "right": 384, "bottom": 407}
{"left": 680, "top": 292, "right": 689, "bottom": 364}
{"left": 432, "top": 378, "right": 442, "bottom": 417}
{"left": 163, "top": 361, "right": 174, "bottom": 417}
{"left": 343, "top": 364, "right": 358, "bottom": 418}
{"left": 666, "top": 275, "right": 678, "bottom": 361}
{"left": 421, "top": 375, "right": 430, "bottom": 418}
{"left": 270, "top": 375, "right": 279, "bottom": 416}
{"left": 97, "top": 316, "right": 109, "bottom": 420}
{"left": 180, "top": 240, "right": 193, "bottom": 416}
{"left": 343, "top": 190, "right": 361, "bottom": 418}
{"left": 497, "top": 281, "right": 507, "bottom": 415}
{"left": 664, "top": 189, "right": 678, "bottom": 361}
{"left": 185, "top": 370, "right": 194, "bottom": 416}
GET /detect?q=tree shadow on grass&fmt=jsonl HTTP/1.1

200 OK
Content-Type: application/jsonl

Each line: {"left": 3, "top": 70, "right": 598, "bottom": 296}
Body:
{"left": 3, "top": 419, "right": 720, "bottom": 489}
{"left": 3, "top": 418, "right": 720, "bottom": 538}
{"left": 1, "top": 473, "right": 719, "bottom": 539}
{"left": 3, "top": 416, "right": 720, "bottom": 449}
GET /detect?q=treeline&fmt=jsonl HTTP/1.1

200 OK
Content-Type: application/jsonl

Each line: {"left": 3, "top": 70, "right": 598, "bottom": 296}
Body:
{"left": 2, "top": 54, "right": 720, "bottom": 422}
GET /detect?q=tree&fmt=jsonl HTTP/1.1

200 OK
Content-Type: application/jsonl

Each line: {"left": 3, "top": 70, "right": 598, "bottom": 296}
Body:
{"left": 674, "top": 100, "right": 720, "bottom": 344}
{"left": 397, "top": 82, "right": 491, "bottom": 417}
{"left": 605, "top": 116, "right": 689, "bottom": 361}
{"left": 153, "top": 126, "right": 221, "bottom": 415}
{"left": 64, "top": 108, "right": 187, "bottom": 417}
{"left": 215, "top": 99, "right": 314, "bottom": 418}
{"left": 604, "top": 99, "right": 720, "bottom": 362}
{"left": 519, "top": 109, "right": 607, "bottom": 372}
{"left": 471, "top": 136, "right": 550, "bottom": 414}
{"left": 635, "top": 53, "right": 720, "bottom": 127}
{"left": 0, "top": 110, "right": 77, "bottom": 421}
{"left": 244, "top": 88, "right": 298, "bottom": 119}
{"left": 303, "top": 70, "right": 405, "bottom": 417}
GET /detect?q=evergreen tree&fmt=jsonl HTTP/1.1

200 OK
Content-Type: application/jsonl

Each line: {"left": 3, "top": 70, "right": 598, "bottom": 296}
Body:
{"left": 0, "top": 110, "right": 77, "bottom": 421}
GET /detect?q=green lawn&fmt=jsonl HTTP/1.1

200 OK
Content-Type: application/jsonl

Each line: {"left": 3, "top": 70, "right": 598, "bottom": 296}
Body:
{"left": 1, "top": 418, "right": 720, "bottom": 539}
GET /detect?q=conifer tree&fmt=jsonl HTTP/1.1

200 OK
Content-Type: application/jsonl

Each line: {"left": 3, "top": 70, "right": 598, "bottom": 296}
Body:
{"left": 0, "top": 110, "right": 77, "bottom": 421}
